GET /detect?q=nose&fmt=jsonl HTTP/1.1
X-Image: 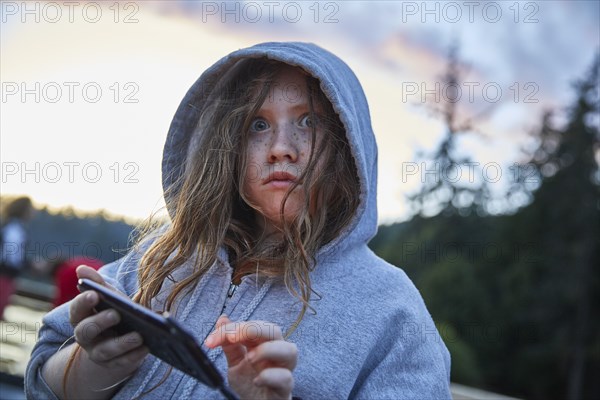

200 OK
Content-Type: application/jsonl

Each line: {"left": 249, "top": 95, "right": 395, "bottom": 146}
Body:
{"left": 268, "top": 124, "right": 298, "bottom": 163}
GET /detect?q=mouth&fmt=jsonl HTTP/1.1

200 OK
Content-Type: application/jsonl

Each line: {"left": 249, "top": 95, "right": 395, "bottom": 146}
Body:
{"left": 263, "top": 171, "right": 297, "bottom": 185}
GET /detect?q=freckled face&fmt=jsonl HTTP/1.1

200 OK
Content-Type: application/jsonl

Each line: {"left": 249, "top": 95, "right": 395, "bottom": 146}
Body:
{"left": 243, "top": 67, "right": 324, "bottom": 236}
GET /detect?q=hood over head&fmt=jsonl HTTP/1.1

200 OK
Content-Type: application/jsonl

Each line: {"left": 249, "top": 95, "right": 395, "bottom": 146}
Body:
{"left": 162, "top": 42, "right": 379, "bottom": 256}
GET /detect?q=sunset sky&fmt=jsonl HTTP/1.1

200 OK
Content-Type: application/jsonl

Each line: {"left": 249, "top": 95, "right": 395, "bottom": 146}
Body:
{"left": 1, "top": 1, "right": 598, "bottom": 223}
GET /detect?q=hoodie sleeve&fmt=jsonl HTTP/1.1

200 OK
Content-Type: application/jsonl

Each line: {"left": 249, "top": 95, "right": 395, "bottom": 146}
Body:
{"left": 348, "top": 306, "right": 452, "bottom": 399}
{"left": 24, "top": 301, "right": 71, "bottom": 400}
{"left": 24, "top": 242, "right": 147, "bottom": 400}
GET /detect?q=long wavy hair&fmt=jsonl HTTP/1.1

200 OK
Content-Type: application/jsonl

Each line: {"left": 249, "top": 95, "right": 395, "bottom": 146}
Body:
{"left": 131, "top": 58, "right": 360, "bottom": 331}
{"left": 63, "top": 58, "right": 360, "bottom": 397}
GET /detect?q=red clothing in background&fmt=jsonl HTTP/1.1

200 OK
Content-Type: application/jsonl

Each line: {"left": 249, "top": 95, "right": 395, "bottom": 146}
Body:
{"left": 53, "top": 257, "right": 103, "bottom": 307}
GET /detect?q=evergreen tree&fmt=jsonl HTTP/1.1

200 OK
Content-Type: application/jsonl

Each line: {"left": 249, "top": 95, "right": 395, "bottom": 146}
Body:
{"left": 409, "top": 42, "right": 494, "bottom": 217}
{"left": 519, "top": 52, "right": 599, "bottom": 400}
{"left": 372, "top": 52, "right": 599, "bottom": 399}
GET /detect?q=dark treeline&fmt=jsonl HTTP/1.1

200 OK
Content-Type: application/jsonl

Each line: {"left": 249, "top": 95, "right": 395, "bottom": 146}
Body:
{"left": 0, "top": 202, "right": 137, "bottom": 270}
{"left": 370, "top": 52, "right": 599, "bottom": 400}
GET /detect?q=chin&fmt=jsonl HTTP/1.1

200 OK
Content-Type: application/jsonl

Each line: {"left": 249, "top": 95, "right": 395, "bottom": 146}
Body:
{"left": 262, "top": 205, "right": 303, "bottom": 228}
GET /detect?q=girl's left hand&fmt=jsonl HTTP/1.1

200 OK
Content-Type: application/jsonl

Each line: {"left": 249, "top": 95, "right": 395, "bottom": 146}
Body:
{"left": 205, "top": 315, "right": 297, "bottom": 400}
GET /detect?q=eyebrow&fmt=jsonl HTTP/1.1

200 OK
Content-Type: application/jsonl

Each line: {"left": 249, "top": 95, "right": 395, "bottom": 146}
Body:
{"left": 289, "top": 102, "right": 311, "bottom": 111}
{"left": 258, "top": 100, "right": 321, "bottom": 113}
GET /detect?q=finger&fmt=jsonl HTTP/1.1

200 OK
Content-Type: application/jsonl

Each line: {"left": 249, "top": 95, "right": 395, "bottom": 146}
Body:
{"left": 254, "top": 368, "right": 294, "bottom": 398}
{"left": 247, "top": 341, "right": 298, "bottom": 371}
{"left": 215, "top": 315, "right": 229, "bottom": 330}
{"left": 69, "top": 291, "right": 99, "bottom": 326}
{"left": 206, "top": 316, "right": 247, "bottom": 366}
{"left": 205, "top": 315, "right": 230, "bottom": 347}
{"left": 76, "top": 265, "right": 106, "bottom": 285}
{"left": 74, "top": 309, "right": 121, "bottom": 348}
{"left": 221, "top": 340, "right": 248, "bottom": 367}
{"left": 206, "top": 321, "right": 283, "bottom": 348}
{"left": 89, "top": 331, "right": 144, "bottom": 363}
{"left": 76, "top": 265, "right": 120, "bottom": 294}
{"left": 104, "top": 344, "right": 149, "bottom": 372}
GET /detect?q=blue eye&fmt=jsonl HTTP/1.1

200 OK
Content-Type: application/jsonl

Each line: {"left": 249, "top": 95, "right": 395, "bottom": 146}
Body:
{"left": 299, "top": 114, "right": 318, "bottom": 129}
{"left": 250, "top": 118, "right": 269, "bottom": 132}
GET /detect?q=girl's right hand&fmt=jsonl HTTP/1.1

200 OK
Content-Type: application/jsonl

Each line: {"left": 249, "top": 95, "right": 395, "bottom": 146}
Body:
{"left": 69, "top": 266, "right": 148, "bottom": 382}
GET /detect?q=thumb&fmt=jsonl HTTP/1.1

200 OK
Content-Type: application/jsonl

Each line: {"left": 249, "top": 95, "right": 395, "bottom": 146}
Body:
{"left": 76, "top": 265, "right": 118, "bottom": 292}
{"left": 76, "top": 265, "right": 104, "bottom": 283}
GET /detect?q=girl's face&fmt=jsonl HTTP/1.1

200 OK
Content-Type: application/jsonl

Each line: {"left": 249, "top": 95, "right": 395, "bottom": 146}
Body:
{"left": 243, "top": 67, "right": 324, "bottom": 236}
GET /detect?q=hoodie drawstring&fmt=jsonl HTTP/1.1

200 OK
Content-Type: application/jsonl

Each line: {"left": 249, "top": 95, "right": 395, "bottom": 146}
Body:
{"left": 181, "top": 278, "right": 274, "bottom": 399}
{"left": 130, "top": 270, "right": 213, "bottom": 399}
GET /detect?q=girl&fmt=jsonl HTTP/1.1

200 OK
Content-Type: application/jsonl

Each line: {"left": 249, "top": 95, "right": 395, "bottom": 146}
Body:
{"left": 26, "top": 42, "right": 451, "bottom": 399}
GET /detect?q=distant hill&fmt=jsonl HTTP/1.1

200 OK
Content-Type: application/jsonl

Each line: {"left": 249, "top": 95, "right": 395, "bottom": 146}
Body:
{"left": 30, "top": 208, "right": 137, "bottom": 265}
{"left": 1, "top": 197, "right": 140, "bottom": 266}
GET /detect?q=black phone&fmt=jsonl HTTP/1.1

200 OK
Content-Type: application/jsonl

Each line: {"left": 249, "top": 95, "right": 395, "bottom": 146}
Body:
{"left": 77, "top": 278, "right": 239, "bottom": 400}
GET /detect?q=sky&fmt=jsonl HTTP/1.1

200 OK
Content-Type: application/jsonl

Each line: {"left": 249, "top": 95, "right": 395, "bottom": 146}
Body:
{"left": 1, "top": 0, "right": 598, "bottom": 223}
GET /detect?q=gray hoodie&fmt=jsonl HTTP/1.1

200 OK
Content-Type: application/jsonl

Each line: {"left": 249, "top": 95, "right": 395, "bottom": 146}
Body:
{"left": 26, "top": 42, "right": 451, "bottom": 399}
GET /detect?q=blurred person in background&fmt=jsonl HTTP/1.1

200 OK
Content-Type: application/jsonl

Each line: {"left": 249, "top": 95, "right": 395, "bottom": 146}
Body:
{"left": 0, "top": 196, "right": 34, "bottom": 320}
